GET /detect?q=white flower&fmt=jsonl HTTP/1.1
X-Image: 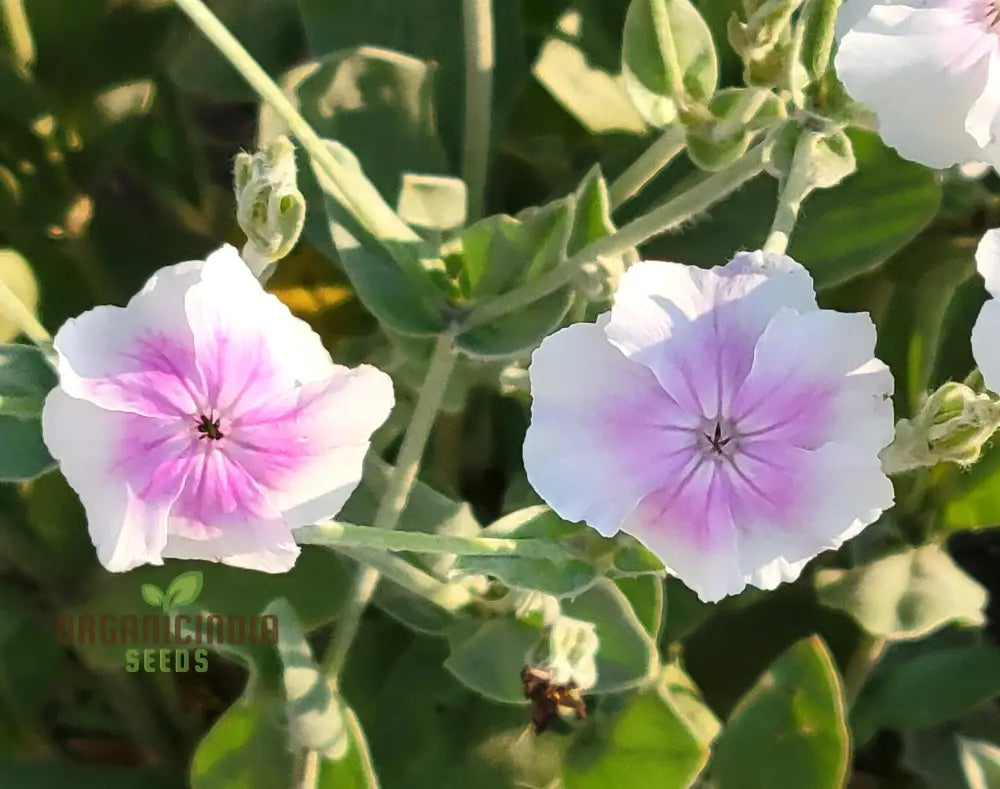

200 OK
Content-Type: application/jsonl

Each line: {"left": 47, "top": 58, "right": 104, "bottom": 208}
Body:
{"left": 43, "top": 245, "right": 394, "bottom": 573}
{"left": 834, "top": 0, "right": 1000, "bottom": 169}
{"left": 972, "top": 228, "right": 1000, "bottom": 391}
{"left": 523, "top": 252, "right": 895, "bottom": 602}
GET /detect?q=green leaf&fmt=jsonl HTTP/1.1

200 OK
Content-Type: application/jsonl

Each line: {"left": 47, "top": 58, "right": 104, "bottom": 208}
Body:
{"left": 561, "top": 579, "right": 659, "bottom": 694}
{"left": 164, "top": 570, "right": 203, "bottom": 608}
{"left": 190, "top": 696, "right": 294, "bottom": 789}
{"left": 444, "top": 617, "right": 541, "bottom": 704}
{"left": 396, "top": 173, "right": 467, "bottom": 232}
{"left": 622, "top": 0, "right": 718, "bottom": 127}
{"left": 140, "top": 583, "right": 164, "bottom": 609}
{"left": 712, "top": 636, "right": 850, "bottom": 789}
{"left": 564, "top": 670, "right": 711, "bottom": 788}
{"left": 647, "top": 130, "right": 941, "bottom": 290}
{"left": 815, "top": 545, "right": 988, "bottom": 640}
{"left": 533, "top": 8, "right": 648, "bottom": 135}
{"left": 853, "top": 645, "right": 1000, "bottom": 744}
{"left": 686, "top": 87, "right": 785, "bottom": 171}
{"left": 0, "top": 251, "right": 39, "bottom": 343}
{"left": 614, "top": 576, "right": 664, "bottom": 639}
{"left": 960, "top": 736, "right": 1000, "bottom": 788}
{"left": 0, "top": 344, "right": 55, "bottom": 480}
{"left": 296, "top": 0, "right": 526, "bottom": 164}
{"left": 610, "top": 538, "right": 666, "bottom": 577}
{"left": 452, "top": 506, "right": 597, "bottom": 598}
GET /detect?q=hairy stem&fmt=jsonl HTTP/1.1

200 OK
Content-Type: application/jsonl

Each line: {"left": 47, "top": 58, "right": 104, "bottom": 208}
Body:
{"left": 609, "top": 125, "right": 686, "bottom": 209}
{"left": 337, "top": 547, "right": 474, "bottom": 611}
{"left": 172, "top": 0, "right": 417, "bottom": 243}
{"left": 298, "top": 519, "right": 570, "bottom": 562}
{"left": 466, "top": 144, "right": 766, "bottom": 328}
{"left": 763, "top": 131, "right": 818, "bottom": 255}
{"left": 322, "top": 332, "right": 458, "bottom": 679}
{"left": 462, "top": 0, "right": 494, "bottom": 222}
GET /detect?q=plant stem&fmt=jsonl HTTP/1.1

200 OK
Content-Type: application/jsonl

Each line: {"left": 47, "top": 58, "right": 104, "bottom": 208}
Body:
{"left": 843, "top": 633, "right": 887, "bottom": 709}
{"left": 462, "top": 0, "right": 494, "bottom": 222}
{"left": 711, "top": 89, "right": 769, "bottom": 142}
{"left": 322, "top": 332, "right": 458, "bottom": 679}
{"left": 172, "top": 0, "right": 417, "bottom": 244}
{"left": 609, "top": 125, "right": 686, "bottom": 209}
{"left": 297, "top": 520, "right": 571, "bottom": 562}
{"left": 0, "top": 271, "right": 49, "bottom": 347}
{"left": 763, "top": 131, "right": 818, "bottom": 255}
{"left": 0, "top": 0, "right": 34, "bottom": 74}
{"left": 337, "top": 547, "right": 474, "bottom": 611}
{"left": 465, "top": 144, "right": 766, "bottom": 329}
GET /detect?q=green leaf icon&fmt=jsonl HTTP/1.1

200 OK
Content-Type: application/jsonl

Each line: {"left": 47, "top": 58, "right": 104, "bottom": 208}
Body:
{"left": 164, "top": 570, "right": 204, "bottom": 609}
{"left": 141, "top": 583, "right": 165, "bottom": 608}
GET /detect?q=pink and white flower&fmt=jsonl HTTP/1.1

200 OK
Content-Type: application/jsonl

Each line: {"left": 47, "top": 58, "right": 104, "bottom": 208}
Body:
{"left": 523, "top": 252, "right": 895, "bottom": 602}
{"left": 834, "top": 0, "right": 1000, "bottom": 169}
{"left": 972, "top": 228, "right": 1000, "bottom": 389}
{"left": 42, "top": 245, "right": 393, "bottom": 573}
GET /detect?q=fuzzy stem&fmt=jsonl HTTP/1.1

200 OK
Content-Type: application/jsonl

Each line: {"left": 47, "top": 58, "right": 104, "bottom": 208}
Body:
{"left": 711, "top": 89, "right": 769, "bottom": 142}
{"left": 465, "top": 144, "right": 766, "bottom": 329}
{"left": 322, "top": 333, "right": 458, "bottom": 679}
{"left": 462, "top": 0, "right": 494, "bottom": 222}
{"left": 609, "top": 125, "right": 686, "bottom": 209}
{"left": 337, "top": 547, "right": 474, "bottom": 611}
{"left": 297, "top": 520, "right": 570, "bottom": 562}
{"left": 763, "top": 131, "right": 818, "bottom": 255}
{"left": 172, "top": 0, "right": 417, "bottom": 243}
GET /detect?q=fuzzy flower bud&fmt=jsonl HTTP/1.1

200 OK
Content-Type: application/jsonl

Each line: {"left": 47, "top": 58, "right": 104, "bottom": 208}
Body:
{"left": 545, "top": 616, "right": 599, "bottom": 691}
{"left": 880, "top": 382, "right": 1000, "bottom": 473}
{"left": 234, "top": 136, "right": 306, "bottom": 280}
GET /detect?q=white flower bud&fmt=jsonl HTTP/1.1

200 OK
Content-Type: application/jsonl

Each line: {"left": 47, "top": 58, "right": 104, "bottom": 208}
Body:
{"left": 545, "top": 616, "right": 599, "bottom": 691}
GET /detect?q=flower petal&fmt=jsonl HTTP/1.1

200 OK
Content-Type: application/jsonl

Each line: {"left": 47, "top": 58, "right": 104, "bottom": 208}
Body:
{"left": 524, "top": 319, "right": 699, "bottom": 536}
{"left": 42, "top": 390, "right": 173, "bottom": 571}
{"left": 605, "top": 255, "right": 816, "bottom": 417}
{"left": 976, "top": 226, "right": 1000, "bottom": 297}
{"left": 228, "top": 364, "right": 395, "bottom": 527}
{"left": 972, "top": 299, "right": 1000, "bottom": 392}
{"left": 834, "top": 2, "right": 997, "bottom": 167}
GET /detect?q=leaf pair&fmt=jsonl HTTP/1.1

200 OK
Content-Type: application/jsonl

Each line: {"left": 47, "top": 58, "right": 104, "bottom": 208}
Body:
{"left": 141, "top": 570, "right": 203, "bottom": 612}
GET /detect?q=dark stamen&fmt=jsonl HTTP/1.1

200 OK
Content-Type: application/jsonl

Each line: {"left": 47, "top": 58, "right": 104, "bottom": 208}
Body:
{"left": 196, "top": 414, "right": 224, "bottom": 441}
{"left": 705, "top": 422, "right": 731, "bottom": 453}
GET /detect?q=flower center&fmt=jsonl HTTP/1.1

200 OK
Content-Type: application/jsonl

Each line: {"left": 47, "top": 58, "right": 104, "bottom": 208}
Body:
{"left": 700, "top": 420, "right": 736, "bottom": 460}
{"left": 195, "top": 413, "right": 224, "bottom": 441}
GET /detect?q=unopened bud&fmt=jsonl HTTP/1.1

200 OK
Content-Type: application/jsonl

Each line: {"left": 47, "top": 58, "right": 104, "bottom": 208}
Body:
{"left": 880, "top": 382, "right": 1000, "bottom": 473}
{"left": 545, "top": 616, "right": 599, "bottom": 691}
{"left": 234, "top": 136, "right": 305, "bottom": 281}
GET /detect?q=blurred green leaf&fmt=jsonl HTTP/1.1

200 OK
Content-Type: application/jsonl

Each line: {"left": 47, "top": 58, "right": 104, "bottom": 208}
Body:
{"left": 0, "top": 344, "right": 54, "bottom": 480}
{"left": 164, "top": 569, "right": 203, "bottom": 608}
{"left": 453, "top": 506, "right": 597, "bottom": 597}
{"left": 533, "top": 7, "right": 647, "bottom": 135}
{"left": 614, "top": 576, "right": 664, "bottom": 639}
{"left": 561, "top": 579, "right": 659, "bottom": 694}
{"left": 622, "top": 0, "right": 718, "bottom": 127}
{"left": 647, "top": 131, "right": 941, "bottom": 290}
{"left": 165, "top": 0, "right": 303, "bottom": 100}
{"left": 190, "top": 695, "right": 294, "bottom": 789}
{"left": 68, "top": 550, "right": 350, "bottom": 670}
{"left": 314, "top": 702, "right": 380, "bottom": 789}
{"left": 444, "top": 617, "right": 540, "bottom": 704}
{"left": 140, "top": 583, "right": 164, "bottom": 609}
{"left": 815, "top": 544, "right": 988, "bottom": 640}
{"left": 853, "top": 644, "right": 1000, "bottom": 744}
{"left": 397, "top": 173, "right": 467, "bottom": 232}
{"left": 0, "top": 250, "right": 39, "bottom": 343}
{"left": 0, "top": 760, "right": 181, "bottom": 789}
{"left": 296, "top": 0, "right": 527, "bottom": 165}
{"left": 712, "top": 636, "right": 850, "bottom": 789}
{"left": 960, "top": 736, "right": 1000, "bottom": 788}
{"left": 564, "top": 669, "right": 710, "bottom": 788}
